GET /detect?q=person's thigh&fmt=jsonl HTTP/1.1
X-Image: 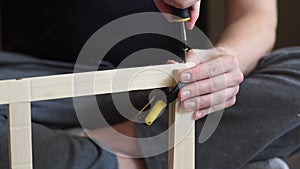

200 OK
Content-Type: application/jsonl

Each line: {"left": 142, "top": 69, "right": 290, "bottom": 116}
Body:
{"left": 195, "top": 47, "right": 300, "bottom": 169}
{"left": 253, "top": 125, "right": 300, "bottom": 161}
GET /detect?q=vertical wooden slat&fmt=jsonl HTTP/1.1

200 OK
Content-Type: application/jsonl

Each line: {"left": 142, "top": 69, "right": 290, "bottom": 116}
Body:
{"left": 8, "top": 102, "right": 33, "bottom": 169}
{"left": 7, "top": 79, "right": 32, "bottom": 169}
{"left": 168, "top": 101, "right": 176, "bottom": 169}
{"left": 169, "top": 71, "right": 195, "bottom": 169}
{"left": 174, "top": 101, "right": 195, "bottom": 169}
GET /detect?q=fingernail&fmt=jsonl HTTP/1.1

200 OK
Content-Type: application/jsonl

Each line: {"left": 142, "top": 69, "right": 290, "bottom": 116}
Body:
{"left": 184, "top": 101, "right": 196, "bottom": 109}
{"left": 167, "top": 60, "right": 175, "bottom": 64}
{"left": 181, "top": 90, "right": 191, "bottom": 100}
{"left": 180, "top": 72, "right": 192, "bottom": 82}
{"left": 195, "top": 111, "right": 203, "bottom": 120}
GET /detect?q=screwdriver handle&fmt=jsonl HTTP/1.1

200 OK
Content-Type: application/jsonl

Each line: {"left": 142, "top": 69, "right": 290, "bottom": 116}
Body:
{"left": 172, "top": 7, "right": 191, "bottom": 22}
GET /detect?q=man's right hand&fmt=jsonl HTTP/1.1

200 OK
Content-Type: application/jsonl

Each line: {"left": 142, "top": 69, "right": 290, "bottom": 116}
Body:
{"left": 153, "top": 0, "right": 201, "bottom": 30}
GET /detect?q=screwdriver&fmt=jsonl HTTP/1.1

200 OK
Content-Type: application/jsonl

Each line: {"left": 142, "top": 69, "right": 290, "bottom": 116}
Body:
{"left": 137, "top": 8, "right": 191, "bottom": 126}
{"left": 172, "top": 7, "right": 191, "bottom": 55}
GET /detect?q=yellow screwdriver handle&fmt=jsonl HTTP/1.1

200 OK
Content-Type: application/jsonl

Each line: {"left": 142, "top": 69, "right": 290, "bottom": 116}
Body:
{"left": 145, "top": 100, "right": 167, "bottom": 126}
{"left": 172, "top": 7, "right": 191, "bottom": 22}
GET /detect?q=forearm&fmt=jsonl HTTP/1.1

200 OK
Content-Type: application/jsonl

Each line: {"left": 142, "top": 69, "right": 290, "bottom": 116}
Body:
{"left": 217, "top": 10, "right": 277, "bottom": 75}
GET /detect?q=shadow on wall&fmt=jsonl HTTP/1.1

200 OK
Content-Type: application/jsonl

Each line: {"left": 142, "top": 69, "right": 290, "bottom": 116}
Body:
{"left": 276, "top": 0, "right": 300, "bottom": 48}
{"left": 203, "top": 0, "right": 300, "bottom": 49}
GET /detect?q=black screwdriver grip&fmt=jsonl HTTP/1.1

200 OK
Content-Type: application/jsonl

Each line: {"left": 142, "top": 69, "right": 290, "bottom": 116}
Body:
{"left": 172, "top": 7, "right": 190, "bottom": 20}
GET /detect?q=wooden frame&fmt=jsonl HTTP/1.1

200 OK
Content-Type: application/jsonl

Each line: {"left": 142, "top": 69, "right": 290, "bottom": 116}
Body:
{"left": 0, "top": 63, "right": 195, "bottom": 169}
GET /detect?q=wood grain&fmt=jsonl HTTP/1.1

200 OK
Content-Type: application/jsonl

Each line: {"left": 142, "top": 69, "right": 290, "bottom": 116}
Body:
{"left": 168, "top": 71, "right": 195, "bottom": 169}
{"left": 0, "top": 63, "right": 193, "bottom": 104}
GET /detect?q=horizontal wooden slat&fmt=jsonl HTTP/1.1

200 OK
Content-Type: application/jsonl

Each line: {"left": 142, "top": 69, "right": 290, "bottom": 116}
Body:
{"left": 0, "top": 63, "right": 194, "bottom": 104}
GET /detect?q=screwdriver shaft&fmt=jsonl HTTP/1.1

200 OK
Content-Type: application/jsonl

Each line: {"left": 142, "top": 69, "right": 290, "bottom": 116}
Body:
{"left": 180, "top": 22, "right": 188, "bottom": 48}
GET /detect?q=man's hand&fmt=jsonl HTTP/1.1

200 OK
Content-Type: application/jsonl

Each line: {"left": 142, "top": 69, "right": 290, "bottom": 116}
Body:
{"left": 153, "top": 0, "right": 201, "bottom": 30}
{"left": 177, "top": 47, "right": 244, "bottom": 120}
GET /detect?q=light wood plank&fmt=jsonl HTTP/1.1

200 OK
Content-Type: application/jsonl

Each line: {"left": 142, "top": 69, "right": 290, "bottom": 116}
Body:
{"left": 0, "top": 63, "right": 193, "bottom": 104}
{"left": 8, "top": 102, "right": 32, "bottom": 169}
{"left": 169, "top": 71, "right": 195, "bottom": 169}
{"left": 169, "top": 101, "right": 195, "bottom": 169}
{"left": 168, "top": 101, "right": 176, "bottom": 169}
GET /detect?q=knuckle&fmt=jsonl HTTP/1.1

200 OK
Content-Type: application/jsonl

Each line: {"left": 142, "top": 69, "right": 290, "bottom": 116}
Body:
{"left": 200, "top": 95, "right": 212, "bottom": 108}
{"left": 192, "top": 82, "right": 202, "bottom": 96}
{"left": 215, "top": 47, "right": 225, "bottom": 53}
{"left": 194, "top": 97, "right": 201, "bottom": 109}
{"left": 226, "top": 87, "right": 238, "bottom": 99}
{"left": 207, "top": 64, "right": 222, "bottom": 77}
{"left": 202, "top": 110, "right": 209, "bottom": 117}
{"left": 228, "top": 55, "right": 239, "bottom": 67}
{"left": 234, "top": 86, "right": 240, "bottom": 95}
{"left": 209, "top": 66, "right": 218, "bottom": 75}
{"left": 172, "top": 0, "right": 187, "bottom": 8}
{"left": 188, "top": 69, "right": 197, "bottom": 80}
{"left": 210, "top": 106, "right": 218, "bottom": 114}
{"left": 229, "top": 97, "right": 237, "bottom": 106}
{"left": 211, "top": 79, "right": 219, "bottom": 91}
{"left": 230, "top": 70, "right": 244, "bottom": 85}
{"left": 204, "top": 66, "right": 213, "bottom": 77}
{"left": 186, "top": 51, "right": 203, "bottom": 64}
{"left": 218, "top": 92, "right": 227, "bottom": 103}
{"left": 189, "top": 65, "right": 203, "bottom": 81}
{"left": 226, "top": 96, "right": 236, "bottom": 107}
{"left": 235, "top": 71, "right": 244, "bottom": 84}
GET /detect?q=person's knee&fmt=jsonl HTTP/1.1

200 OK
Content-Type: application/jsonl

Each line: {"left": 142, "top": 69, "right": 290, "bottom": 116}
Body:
{"left": 258, "top": 47, "right": 300, "bottom": 70}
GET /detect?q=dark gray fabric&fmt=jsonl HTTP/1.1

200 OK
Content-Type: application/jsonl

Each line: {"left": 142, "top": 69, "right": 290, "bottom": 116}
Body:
{"left": 0, "top": 47, "right": 300, "bottom": 169}
{"left": 136, "top": 47, "right": 300, "bottom": 169}
{"left": 0, "top": 115, "right": 118, "bottom": 169}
